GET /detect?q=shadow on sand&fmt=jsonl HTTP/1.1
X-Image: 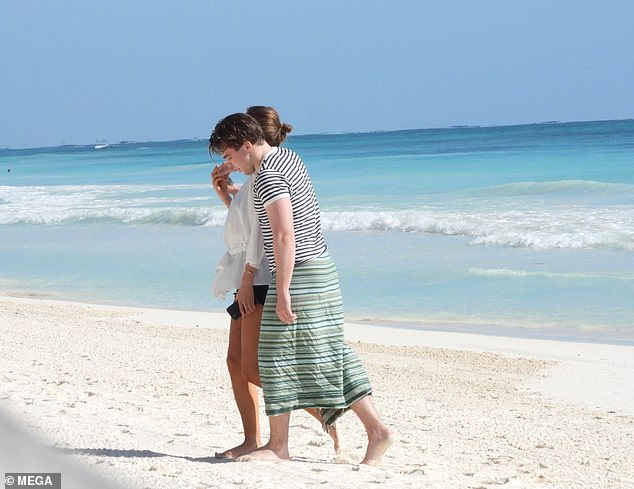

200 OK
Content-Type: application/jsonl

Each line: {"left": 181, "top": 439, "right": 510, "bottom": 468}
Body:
{"left": 58, "top": 447, "right": 230, "bottom": 464}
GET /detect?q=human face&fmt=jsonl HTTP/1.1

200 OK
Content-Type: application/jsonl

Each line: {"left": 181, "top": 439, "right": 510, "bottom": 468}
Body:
{"left": 221, "top": 142, "right": 254, "bottom": 175}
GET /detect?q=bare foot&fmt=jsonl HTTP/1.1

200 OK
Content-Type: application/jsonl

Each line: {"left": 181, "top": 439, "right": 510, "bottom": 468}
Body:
{"left": 215, "top": 441, "right": 260, "bottom": 460}
{"left": 236, "top": 444, "right": 289, "bottom": 463}
{"left": 361, "top": 429, "right": 397, "bottom": 466}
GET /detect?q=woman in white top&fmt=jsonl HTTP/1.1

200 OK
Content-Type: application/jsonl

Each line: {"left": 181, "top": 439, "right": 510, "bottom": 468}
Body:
{"left": 211, "top": 170, "right": 271, "bottom": 308}
{"left": 211, "top": 155, "right": 271, "bottom": 461}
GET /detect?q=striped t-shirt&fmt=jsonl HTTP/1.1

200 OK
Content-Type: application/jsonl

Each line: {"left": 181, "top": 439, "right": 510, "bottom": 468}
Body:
{"left": 253, "top": 147, "right": 326, "bottom": 274}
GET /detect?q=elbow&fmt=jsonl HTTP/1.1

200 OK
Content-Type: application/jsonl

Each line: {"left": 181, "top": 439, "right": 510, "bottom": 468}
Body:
{"left": 274, "top": 231, "right": 295, "bottom": 250}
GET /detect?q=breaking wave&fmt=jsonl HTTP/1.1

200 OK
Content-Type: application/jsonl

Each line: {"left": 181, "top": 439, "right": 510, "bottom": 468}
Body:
{"left": 2, "top": 183, "right": 633, "bottom": 250}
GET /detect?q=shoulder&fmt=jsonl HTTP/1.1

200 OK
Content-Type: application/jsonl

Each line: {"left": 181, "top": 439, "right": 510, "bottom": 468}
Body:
{"left": 263, "top": 146, "right": 301, "bottom": 167}
{"left": 255, "top": 167, "right": 289, "bottom": 190}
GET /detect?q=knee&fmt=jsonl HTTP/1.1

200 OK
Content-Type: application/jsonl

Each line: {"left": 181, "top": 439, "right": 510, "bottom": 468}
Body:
{"left": 241, "top": 363, "right": 260, "bottom": 386}
{"left": 226, "top": 351, "right": 241, "bottom": 376}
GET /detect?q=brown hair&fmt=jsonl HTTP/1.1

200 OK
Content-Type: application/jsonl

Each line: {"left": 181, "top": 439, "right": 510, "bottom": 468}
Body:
{"left": 209, "top": 113, "right": 265, "bottom": 155}
{"left": 246, "top": 106, "right": 293, "bottom": 147}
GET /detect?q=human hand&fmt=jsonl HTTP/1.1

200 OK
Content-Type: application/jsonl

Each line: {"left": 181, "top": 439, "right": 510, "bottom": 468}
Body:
{"left": 211, "top": 164, "right": 230, "bottom": 192}
{"left": 276, "top": 290, "right": 296, "bottom": 324}
{"left": 211, "top": 163, "right": 235, "bottom": 207}
{"left": 227, "top": 182, "right": 241, "bottom": 196}
{"left": 236, "top": 285, "right": 256, "bottom": 317}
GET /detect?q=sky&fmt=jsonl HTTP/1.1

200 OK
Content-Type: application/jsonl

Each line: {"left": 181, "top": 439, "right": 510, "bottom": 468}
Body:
{"left": 1, "top": 1, "right": 633, "bottom": 148}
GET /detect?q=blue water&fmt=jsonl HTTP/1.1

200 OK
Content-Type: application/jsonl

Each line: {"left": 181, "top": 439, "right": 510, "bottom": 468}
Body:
{"left": 2, "top": 120, "right": 633, "bottom": 344}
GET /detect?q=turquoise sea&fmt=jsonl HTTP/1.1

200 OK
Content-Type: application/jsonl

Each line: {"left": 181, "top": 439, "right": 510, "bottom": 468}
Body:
{"left": 1, "top": 119, "right": 633, "bottom": 344}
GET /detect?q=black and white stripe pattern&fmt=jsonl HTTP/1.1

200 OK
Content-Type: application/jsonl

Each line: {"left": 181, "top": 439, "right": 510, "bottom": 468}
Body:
{"left": 253, "top": 147, "right": 326, "bottom": 274}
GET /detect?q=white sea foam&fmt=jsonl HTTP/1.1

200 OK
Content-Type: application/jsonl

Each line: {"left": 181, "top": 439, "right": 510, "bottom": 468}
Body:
{"left": 473, "top": 179, "right": 633, "bottom": 197}
{"left": 0, "top": 184, "right": 227, "bottom": 226}
{"left": 467, "top": 268, "right": 634, "bottom": 281}
{"left": 319, "top": 208, "right": 634, "bottom": 251}
{"left": 2, "top": 183, "right": 633, "bottom": 251}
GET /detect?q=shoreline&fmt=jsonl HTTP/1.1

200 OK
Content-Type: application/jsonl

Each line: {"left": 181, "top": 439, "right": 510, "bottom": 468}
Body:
{"left": 1, "top": 295, "right": 633, "bottom": 488}
{"left": 4, "top": 288, "right": 632, "bottom": 347}
{"left": 349, "top": 316, "right": 634, "bottom": 347}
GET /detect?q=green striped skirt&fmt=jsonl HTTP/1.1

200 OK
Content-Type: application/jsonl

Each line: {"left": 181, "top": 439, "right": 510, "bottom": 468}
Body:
{"left": 258, "top": 252, "right": 372, "bottom": 426}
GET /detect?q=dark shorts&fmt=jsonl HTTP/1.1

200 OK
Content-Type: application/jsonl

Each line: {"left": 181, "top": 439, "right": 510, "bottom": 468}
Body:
{"left": 234, "top": 284, "right": 269, "bottom": 305}
{"left": 227, "top": 285, "right": 269, "bottom": 320}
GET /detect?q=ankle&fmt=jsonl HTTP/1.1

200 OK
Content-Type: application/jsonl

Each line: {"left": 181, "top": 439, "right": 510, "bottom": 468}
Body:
{"left": 367, "top": 423, "right": 391, "bottom": 440}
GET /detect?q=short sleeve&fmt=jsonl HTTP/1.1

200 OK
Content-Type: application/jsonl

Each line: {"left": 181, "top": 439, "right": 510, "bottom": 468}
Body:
{"left": 254, "top": 169, "right": 291, "bottom": 208}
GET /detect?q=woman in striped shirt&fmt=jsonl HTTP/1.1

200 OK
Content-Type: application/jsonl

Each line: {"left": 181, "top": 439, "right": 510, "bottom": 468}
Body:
{"left": 210, "top": 113, "right": 395, "bottom": 465}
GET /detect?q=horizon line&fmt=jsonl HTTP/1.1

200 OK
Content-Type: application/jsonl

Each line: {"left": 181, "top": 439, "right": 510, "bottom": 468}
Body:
{"left": 1, "top": 117, "right": 632, "bottom": 152}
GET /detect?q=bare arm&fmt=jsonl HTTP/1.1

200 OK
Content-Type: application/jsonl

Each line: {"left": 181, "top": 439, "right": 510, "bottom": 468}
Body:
{"left": 265, "top": 197, "right": 296, "bottom": 324}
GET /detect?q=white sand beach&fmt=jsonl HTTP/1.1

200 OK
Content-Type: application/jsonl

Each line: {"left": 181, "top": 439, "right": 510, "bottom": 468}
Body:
{"left": 1, "top": 295, "right": 633, "bottom": 488}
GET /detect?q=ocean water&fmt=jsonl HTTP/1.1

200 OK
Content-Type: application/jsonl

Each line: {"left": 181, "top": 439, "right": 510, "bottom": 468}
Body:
{"left": 1, "top": 120, "right": 633, "bottom": 344}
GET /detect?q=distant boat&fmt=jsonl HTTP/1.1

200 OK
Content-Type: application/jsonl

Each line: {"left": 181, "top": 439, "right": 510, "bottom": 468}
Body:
{"left": 94, "top": 143, "right": 109, "bottom": 149}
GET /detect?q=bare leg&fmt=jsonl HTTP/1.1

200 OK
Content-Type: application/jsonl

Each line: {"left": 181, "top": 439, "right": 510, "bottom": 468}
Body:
{"left": 237, "top": 412, "right": 291, "bottom": 462}
{"left": 240, "top": 304, "right": 262, "bottom": 387}
{"left": 304, "top": 407, "right": 341, "bottom": 453}
{"left": 349, "top": 395, "right": 396, "bottom": 466}
{"left": 215, "top": 317, "right": 261, "bottom": 459}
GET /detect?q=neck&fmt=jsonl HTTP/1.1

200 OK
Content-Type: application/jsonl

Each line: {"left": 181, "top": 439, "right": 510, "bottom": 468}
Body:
{"left": 251, "top": 142, "right": 272, "bottom": 172}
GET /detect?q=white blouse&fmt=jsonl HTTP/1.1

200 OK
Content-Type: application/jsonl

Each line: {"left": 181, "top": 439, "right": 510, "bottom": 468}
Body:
{"left": 211, "top": 174, "right": 271, "bottom": 299}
